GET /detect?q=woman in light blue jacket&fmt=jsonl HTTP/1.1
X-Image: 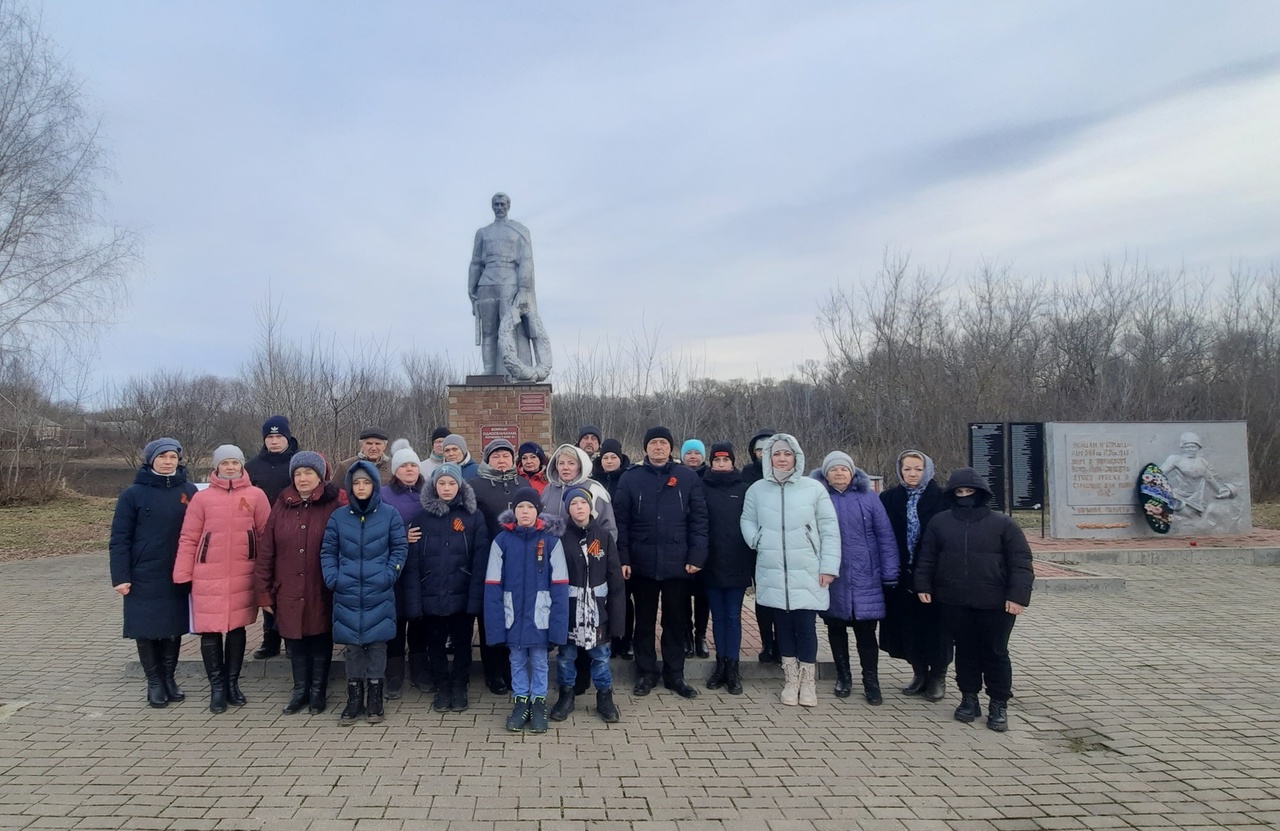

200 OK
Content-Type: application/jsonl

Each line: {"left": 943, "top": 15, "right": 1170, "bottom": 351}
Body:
{"left": 741, "top": 434, "right": 841, "bottom": 707}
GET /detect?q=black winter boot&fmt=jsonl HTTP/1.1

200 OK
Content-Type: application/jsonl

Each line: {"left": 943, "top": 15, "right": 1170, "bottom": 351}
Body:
{"left": 505, "top": 696, "right": 530, "bottom": 731}
{"left": 283, "top": 648, "right": 310, "bottom": 714}
{"left": 136, "top": 639, "right": 168, "bottom": 708}
{"left": 432, "top": 680, "right": 451, "bottom": 713}
{"left": 923, "top": 674, "right": 946, "bottom": 703}
{"left": 340, "top": 680, "right": 365, "bottom": 725}
{"left": 384, "top": 656, "right": 405, "bottom": 700}
{"left": 308, "top": 636, "right": 331, "bottom": 715}
{"left": 365, "top": 680, "right": 385, "bottom": 723}
{"left": 549, "top": 686, "right": 576, "bottom": 722}
{"left": 954, "top": 693, "right": 982, "bottom": 723}
{"left": 986, "top": 698, "right": 1008, "bottom": 732}
{"left": 224, "top": 628, "right": 247, "bottom": 706}
{"left": 253, "top": 615, "right": 281, "bottom": 659}
{"left": 596, "top": 687, "right": 620, "bottom": 723}
{"left": 199, "top": 634, "right": 227, "bottom": 714}
{"left": 862, "top": 669, "right": 883, "bottom": 705}
{"left": 528, "top": 696, "right": 549, "bottom": 733}
{"left": 828, "top": 624, "right": 853, "bottom": 698}
{"left": 902, "top": 667, "right": 928, "bottom": 696}
{"left": 695, "top": 635, "right": 710, "bottom": 659}
{"left": 706, "top": 656, "right": 728, "bottom": 690}
{"left": 158, "top": 637, "right": 185, "bottom": 702}
{"left": 663, "top": 676, "right": 698, "bottom": 699}
{"left": 449, "top": 682, "right": 469, "bottom": 713}
{"left": 725, "top": 660, "right": 743, "bottom": 695}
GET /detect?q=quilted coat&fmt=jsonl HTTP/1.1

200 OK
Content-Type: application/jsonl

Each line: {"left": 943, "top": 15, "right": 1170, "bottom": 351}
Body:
{"left": 402, "top": 477, "right": 490, "bottom": 618}
{"left": 254, "top": 483, "right": 345, "bottom": 640}
{"left": 741, "top": 434, "right": 841, "bottom": 611}
{"left": 813, "top": 467, "right": 899, "bottom": 621}
{"left": 484, "top": 511, "right": 570, "bottom": 648}
{"left": 172, "top": 471, "right": 272, "bottom": 633}
{"left": 320, "top": 460, "right": 409, "bottom": 645}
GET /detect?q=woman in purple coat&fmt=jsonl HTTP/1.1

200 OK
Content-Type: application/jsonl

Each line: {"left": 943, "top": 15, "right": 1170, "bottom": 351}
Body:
{"left": 814, "top": 452, "right": 899, "bottom": 704}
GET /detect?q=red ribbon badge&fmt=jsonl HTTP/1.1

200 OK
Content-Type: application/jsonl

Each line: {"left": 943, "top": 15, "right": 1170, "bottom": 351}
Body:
{"left": 666, "top": 476, "right": 677, "bottom": 487}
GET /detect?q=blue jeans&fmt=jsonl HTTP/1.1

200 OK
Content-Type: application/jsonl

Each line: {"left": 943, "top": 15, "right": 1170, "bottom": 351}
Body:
{"left": 557, "top": 643, "right": 613, "bottom": 691}
{"left": 508, "top": 646, "right": 550, "bottom": 699}
{"left": 705, "top": 586, "right": 746, "bottom": 660}
{"left": 771, "top": 608, "right": 818, "bottom": 663}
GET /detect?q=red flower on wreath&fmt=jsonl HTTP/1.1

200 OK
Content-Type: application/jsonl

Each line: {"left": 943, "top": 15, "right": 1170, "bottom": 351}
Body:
{"left": 667, "top": 476, "right": 677, "bottom": 487}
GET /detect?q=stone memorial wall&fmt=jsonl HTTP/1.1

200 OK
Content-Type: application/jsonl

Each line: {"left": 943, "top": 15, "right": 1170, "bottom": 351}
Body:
{"left": 1046, "top": 421, "right": 1250, "bottom": 539}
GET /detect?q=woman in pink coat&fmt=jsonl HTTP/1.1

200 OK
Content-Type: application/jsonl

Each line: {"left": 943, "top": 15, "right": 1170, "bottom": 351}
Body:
{"left": 174, "top": 445, "right": 271, "bottom": 713}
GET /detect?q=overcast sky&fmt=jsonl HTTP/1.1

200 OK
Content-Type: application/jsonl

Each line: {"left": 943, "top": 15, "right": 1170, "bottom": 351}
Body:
{"left": 41, "top": 1, "right": 1280, "bottom": 389}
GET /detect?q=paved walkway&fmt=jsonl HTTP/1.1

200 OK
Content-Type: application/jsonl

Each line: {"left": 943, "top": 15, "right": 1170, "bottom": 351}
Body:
{"left": 1, "top": 552, "right": 1277, "bottom": 830}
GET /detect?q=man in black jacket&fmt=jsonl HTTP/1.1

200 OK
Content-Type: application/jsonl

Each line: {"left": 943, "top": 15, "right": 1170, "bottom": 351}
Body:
{"left": 244, "top": 415, "right": 299, "bottom": 659}
{"left": 613, "top": 426, "right": 709, "bottom": 698}
{"left": 915, "top": 467, "right": 1033, "bottom": 733}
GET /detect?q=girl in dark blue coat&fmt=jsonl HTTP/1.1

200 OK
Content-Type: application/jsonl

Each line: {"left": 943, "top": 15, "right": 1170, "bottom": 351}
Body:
{"left": 109, "top": 437, "right": 199, "bottom": 708}
{"left": 321, "top": 460, "right": 408, "bottom": 725}
{"left": 403, "top": 463, "right": 490, "bottom": 713}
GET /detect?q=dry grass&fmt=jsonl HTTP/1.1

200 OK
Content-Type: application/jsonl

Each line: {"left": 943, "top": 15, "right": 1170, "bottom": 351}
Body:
{"left": 0, "top": 493, "right": 117, "bottom": 563}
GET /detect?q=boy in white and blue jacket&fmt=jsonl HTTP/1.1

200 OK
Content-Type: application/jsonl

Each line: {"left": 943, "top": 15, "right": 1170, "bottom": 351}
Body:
{"left": 484, "top": 487, "right": 569, "bottom": 733}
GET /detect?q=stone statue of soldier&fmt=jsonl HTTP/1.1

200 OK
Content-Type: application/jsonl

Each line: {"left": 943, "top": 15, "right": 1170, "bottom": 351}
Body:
{"left": 468, "top": 192, "right": 551, "bottom": 381}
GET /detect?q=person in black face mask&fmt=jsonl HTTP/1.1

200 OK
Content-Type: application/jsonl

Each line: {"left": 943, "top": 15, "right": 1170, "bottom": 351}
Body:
{"left": 914, "top": 467, "right": 1033, "bottom": 733}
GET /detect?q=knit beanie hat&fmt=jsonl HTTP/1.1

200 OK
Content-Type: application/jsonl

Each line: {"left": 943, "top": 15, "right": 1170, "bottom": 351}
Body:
{"left": 821, "top": 451, "right": 856, "bottom": 478}
{"left": 643, "top": 426, "right": 675, "bottom": 448}
{"left": 142, "top": 437, "right": 182, "bottom": 466}
{"left": 512, "top": 486, "right": 542, "bottom": 511}
{"left": 599, "top": 438, "right": 624, "bottom": 459}
{"left": 483, "top": 438, "right": 516, "bottom": 462}
{"left": 290, "top": 451, "right": 328, "bottom": 481}
{"left": 430, "top": 426, "right": 451, "bottom": 442}
{"left": 442, "top": 434, "right": 469, "bottom": 456}
{"left": 211, "top": 444, "right": 245, "bottom": 467}
{"left": 391, "top": 446, "right": 421, "bottom": 473}
{"left": 577, "top": 424, "right": 602, "bottom": 443}
{"left": 562, "top": 485, "right": 593, "bottom": 510}
{"left": 709, "top": 442, "right": 736, "bottom": 466}
{"left": 518, "top": 441, "right": 546, "bottom": 464}
{"left": 350, "top": 467, "right": 374, "bottom": 484}
{"left": 431, "top": 463, "right": 464, "bottom": 486}
{"left": 681, "top": 439, "right": 706, "bottom": 458}
{"left": 261, "top": 415, "right": 292, "bottom": 440}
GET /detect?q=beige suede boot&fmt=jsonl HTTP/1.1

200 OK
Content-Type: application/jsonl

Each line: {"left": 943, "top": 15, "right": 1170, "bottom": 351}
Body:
{"left": 798, "top": 662, "right": 817, "bottom": 707}
{"left": 780, "top": 656, "right": 800, "bottom": 706}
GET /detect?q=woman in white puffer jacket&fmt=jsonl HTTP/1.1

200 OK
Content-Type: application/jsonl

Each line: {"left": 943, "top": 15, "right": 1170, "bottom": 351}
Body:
{"left": 741, "top": 433, "right": 841, "bottom": 707}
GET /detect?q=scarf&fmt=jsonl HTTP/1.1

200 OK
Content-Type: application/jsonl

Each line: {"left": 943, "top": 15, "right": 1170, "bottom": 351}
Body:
{"left": 905, "top": 483, "right": 926, "bottom": 566}
{"left": 570, "top": 537, "right": 602, "bottom": 649}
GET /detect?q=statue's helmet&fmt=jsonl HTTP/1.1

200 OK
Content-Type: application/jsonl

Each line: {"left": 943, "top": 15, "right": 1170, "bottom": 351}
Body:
{"left": 1179, "top": 432, "right": 1202, "bottom": 449}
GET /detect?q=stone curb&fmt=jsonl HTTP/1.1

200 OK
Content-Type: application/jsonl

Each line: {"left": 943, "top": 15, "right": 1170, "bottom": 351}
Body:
{"left": 1040, "top": 546, "right": 1280, "bottom": 566}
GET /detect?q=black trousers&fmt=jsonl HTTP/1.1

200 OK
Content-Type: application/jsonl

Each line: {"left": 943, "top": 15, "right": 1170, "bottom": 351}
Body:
{"left": 631, "top": 574, "right": 690, "bottom": 682}
{"left": 385, "top": 617, "right": 428, "bottom": 659}
{"left": 422, "top": 613, "right": 474, "bottom": 686}
{"left": 941, "top": 604, "right": 1017, "bottom": 701}
{"left": 825, "top": 617, "right": 879, "bottom": 673}
{"left": 685, "top": 574, "right": 709, "bottom": 641}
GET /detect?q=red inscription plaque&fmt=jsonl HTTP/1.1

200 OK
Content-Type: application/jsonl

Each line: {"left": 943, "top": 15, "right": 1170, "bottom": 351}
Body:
{"left": 518, "top": 392, "right": 548, "bottom": 413}
{"left": 480, "top": 424, "right": 519, "bottom": 448}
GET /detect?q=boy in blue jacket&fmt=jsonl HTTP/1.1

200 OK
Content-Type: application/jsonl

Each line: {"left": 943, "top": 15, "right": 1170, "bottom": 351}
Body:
{"left": 484, "top": 487, "right": 569, "bottom": 733}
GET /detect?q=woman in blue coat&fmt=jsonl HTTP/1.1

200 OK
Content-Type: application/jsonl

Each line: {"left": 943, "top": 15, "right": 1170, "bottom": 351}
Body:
{"left": 321, "top": 460, "right": 408, "bottom": 725}
{"left": 109, "top": 437, "right": 199, "bottom": 708}
{"left": 813, "top": 452, "right": 899, "bottom": 705}
{"left": 741, "top": 434, "right": 841, "bottom": 708}
{"left": 403, "top": 463, "right": 490, "bottom": 713}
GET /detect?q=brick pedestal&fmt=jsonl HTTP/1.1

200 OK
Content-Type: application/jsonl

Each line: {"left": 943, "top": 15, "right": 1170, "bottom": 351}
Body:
{"left": 447, "top": 381, "right": 552, "bottom": 456}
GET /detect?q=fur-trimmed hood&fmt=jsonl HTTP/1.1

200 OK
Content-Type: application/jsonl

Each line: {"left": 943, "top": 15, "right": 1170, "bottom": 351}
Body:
{"left": 810, "top": 466, "right": 873, "bottom": 494}
{"left": 419, "top": 475, "right": 479, "bottom": 516}
{"left": 497, "top": 509, "right": 567, "bottom": 536}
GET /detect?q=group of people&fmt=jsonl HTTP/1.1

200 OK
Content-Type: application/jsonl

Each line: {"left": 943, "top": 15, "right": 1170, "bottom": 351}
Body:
{"left": 108, "top": 416, "right": 1034, "bottom": 734}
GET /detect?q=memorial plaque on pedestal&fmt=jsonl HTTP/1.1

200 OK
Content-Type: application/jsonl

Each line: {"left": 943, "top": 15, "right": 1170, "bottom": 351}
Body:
{"left": 968, "top": 422, "right": 1007, "bottom": 512}
{"left": 1009, "top": 422, "right": 1045, "bottom": 509}
{"left": 448, "top": 382, "right": 552, "bottom": 457}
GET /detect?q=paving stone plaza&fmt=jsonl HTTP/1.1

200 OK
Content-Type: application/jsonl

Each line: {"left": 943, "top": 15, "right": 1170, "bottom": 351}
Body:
{"left": 1, "top": 552, "right": 1277, "bottom": 830}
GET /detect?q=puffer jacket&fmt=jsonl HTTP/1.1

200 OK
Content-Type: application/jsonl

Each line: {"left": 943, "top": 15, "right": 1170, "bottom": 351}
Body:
{"left": 915, "top": 467, "right": 1034, "bottom": 610}
{"left": 244, "top": 437, "right": 300, "bottom": 505}
{"left": 109, "top": 464, "right": 199, "bottom": 639}
{"left": 613, "top": 458, "right": 709, "bottom": 581}
{"left": 382, "top": 476, "right": 426, "bottom": 617}
{"left": 484, "top": 511, "right": 570, "bottom": 648}
{"left": 741, "top": 434, "right": 841, "bottom": 611}
{"left": 172, "top": 471, "right": 272, "bottom": 633}
{"left": 402, "top": 477, "right": 490, "bottom": 618}
{"left": 254, "top": 482, "right": 345, "bottom": 640}
{"left": 472, "top": 462, "right": 523, "bottom": 539}
{"left": 320, "top": 460, "right": 409, "bottom": 645}
{"left": 560, "top": 516, "right": 626, "bottom": 644}
{"left": 814, "top": 468, "right": 899, "bottom": 621}
{"left": 541, "top": 444, "right": 618, "bottom": 541}
{"left": 700, "top": 468, "right": 755, "bottom": 589}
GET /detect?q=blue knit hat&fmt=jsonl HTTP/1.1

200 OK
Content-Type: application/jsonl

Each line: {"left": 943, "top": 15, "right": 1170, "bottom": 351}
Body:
{"left": 681, "top": 439, "right": 706, "bottom": 458}
{"left": 562, "top": 485, "right": 593, "bottom": 509}
{"left": 290, "top": 451, "right": 328, "bottom": 481}
{"left": 143, "top": 437, "right": 182, "bottom": 466}
{"left": 261, "top": 415, "right": 292, "bottom": 440}
{"left": 431, "top": 463, "right": 464, "bottom": 485}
